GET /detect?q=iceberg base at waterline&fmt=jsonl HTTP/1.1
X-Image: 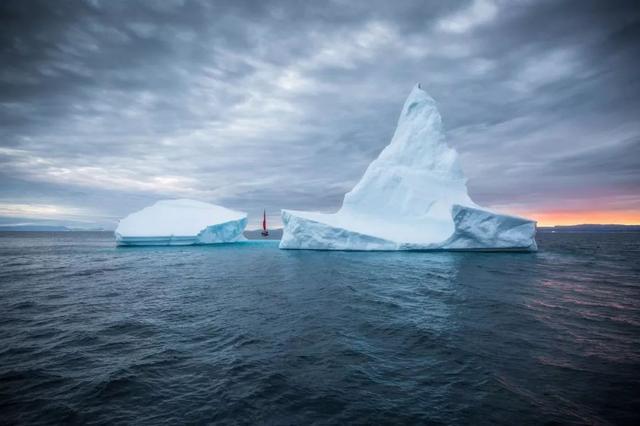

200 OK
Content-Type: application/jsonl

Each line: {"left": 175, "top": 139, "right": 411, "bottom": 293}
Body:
{"left": 279, "top": 84, "right": 537, "bottom": 252}
{"left": 280, "top": 205, "right": 537, "bottom": 251}
{"left": 115, "top": 199, "right": 247, "bottom": 246}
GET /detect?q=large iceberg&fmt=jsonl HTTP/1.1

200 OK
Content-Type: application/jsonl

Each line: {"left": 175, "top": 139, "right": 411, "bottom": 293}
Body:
{"left": 115, "top": 199, "right": 247, "bottom": 246}
{"left": 280, "top": 84, "right": 537, "bottom": 251}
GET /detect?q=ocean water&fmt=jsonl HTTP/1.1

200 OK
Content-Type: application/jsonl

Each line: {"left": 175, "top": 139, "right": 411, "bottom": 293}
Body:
{"left": 0, "top": 232, "right": 639, "bottom": 425}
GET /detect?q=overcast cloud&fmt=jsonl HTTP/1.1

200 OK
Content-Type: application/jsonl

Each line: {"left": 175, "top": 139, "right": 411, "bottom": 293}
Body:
{"left": 1, "top": 0, "right": 639, "bottom": 228}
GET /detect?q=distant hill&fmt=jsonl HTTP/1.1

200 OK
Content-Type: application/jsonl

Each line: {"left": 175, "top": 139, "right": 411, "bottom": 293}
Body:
{"left": 244, "top": 228, "right": 283, "bottom": 240}
{"left": 538, "top": 224, "right": 640, "bottom": 233}
{"left": 0, "top": 225, "right": 72, "bottom": 232}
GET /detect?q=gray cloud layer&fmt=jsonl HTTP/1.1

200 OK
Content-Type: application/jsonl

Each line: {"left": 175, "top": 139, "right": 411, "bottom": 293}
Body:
{"left": 1, "top": 0, "right": 639, "bottom": 228}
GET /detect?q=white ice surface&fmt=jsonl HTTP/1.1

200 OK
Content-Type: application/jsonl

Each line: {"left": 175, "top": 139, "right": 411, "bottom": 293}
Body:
{"left": 280, "top": 84, "right": 537, "bottom": 251}
{"left": 115, "top": 199, "right": 247, "bottom": 246}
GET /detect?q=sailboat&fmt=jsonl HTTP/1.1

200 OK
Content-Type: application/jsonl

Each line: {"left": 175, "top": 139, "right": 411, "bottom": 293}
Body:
{"left": 261, "top": 210, "right": 269, "bottom": 237}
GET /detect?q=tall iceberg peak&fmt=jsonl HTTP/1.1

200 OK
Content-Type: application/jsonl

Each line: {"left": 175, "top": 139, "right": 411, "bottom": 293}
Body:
{"left": 115, "top": 199, "right": 247, "bottom": 246}
{"left": 342, "top": 83, "right": 475, "bottom": 235}
{"left": 279, "top": 84, "right": 537, "bottom": 251}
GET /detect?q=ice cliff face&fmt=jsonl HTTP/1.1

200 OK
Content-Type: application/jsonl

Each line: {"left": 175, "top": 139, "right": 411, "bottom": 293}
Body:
{"left": 115, "top": 199, "right": 247, "bottom": 246}
{"left": 279, "top": 84, "right": 537, "bottom": 251}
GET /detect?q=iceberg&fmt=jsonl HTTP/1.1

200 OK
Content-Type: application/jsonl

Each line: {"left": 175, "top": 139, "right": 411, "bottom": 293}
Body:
{"left": 115, "top": 199, "right": 247, "bottom": 246}
{"left": 280, "top": 84, "right": 537, "bottom": 251}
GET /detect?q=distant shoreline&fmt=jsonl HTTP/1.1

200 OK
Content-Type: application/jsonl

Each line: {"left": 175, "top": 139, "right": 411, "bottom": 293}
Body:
{"left": 0, "top": 227, "right": 287, "bottom": 239}
{"left": 536, "top": 224, "right": 640, "bottom": 233}
{"left": 1, "top": 225, "right": 639, "bottom": 235}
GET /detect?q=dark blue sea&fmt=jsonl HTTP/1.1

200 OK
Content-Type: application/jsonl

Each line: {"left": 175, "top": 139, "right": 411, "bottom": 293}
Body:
{"left": 1, "top": 232, "right": 639, "bottom": 425}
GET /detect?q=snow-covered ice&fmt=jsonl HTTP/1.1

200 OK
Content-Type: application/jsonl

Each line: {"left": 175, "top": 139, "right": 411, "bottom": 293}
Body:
{"left": 115, "top": 199, "right": 247, "bottom": 246}
{"left": 279, "top": 84, "right": 537, "bottom": 251}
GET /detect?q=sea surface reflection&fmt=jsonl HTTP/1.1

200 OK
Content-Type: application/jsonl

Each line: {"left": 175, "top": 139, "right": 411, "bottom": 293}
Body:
{"left": 0, "top": 232, "right": 638, "bottom": 424}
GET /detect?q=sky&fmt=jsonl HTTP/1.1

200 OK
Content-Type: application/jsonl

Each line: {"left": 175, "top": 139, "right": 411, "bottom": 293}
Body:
{"left": 1, "top": 0, "right": 639, "bottom": 229}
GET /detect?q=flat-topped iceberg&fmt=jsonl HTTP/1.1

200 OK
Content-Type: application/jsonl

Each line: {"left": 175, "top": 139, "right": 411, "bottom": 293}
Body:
{"left": 115, "top": 199, "right": 247, "bottom": 246}
{"left": 280, "top": 84, "right": 537, "bottom": 251}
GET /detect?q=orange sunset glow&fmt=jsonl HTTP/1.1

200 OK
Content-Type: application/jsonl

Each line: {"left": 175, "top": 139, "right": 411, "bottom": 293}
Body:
{"left": 519, "top": 210, "right": 640, "bottom": 227}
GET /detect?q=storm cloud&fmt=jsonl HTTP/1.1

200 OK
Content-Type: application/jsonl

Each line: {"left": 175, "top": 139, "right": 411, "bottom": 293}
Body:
{"left": 1, "top": 0, "right": 639, "bottom": 228}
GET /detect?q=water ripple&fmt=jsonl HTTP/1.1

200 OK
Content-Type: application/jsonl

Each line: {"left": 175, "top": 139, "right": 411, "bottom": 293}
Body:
{"left": 0, "top": 232, "right": 639, "bottom": 424}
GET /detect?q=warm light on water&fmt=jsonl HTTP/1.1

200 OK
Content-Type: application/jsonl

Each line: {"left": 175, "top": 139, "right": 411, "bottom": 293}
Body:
{"left": 1, "top": 232, "right": 639, "bottom": 424}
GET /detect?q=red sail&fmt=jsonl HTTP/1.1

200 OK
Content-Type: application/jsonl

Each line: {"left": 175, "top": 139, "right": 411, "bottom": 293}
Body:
{"left": 262, "top": 210, "right": 267, "bottom": 231}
